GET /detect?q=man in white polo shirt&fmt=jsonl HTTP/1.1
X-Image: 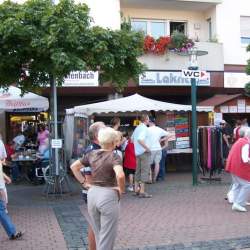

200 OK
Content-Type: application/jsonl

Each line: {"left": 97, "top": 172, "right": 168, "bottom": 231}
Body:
{"left": 132, "top": 113, "right": 152, "bottom": 198}
{"left": 147, "top": 117, "right": 169, "bottom": 183}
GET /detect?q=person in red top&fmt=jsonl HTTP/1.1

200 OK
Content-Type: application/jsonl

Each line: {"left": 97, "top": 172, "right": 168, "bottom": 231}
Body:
{"left": 226, "top": 127, "right": 250, "bottom": 212}
{"left": 5, "top": 141, "right": 15, "bottom": 160}
{"left": 4, "top": 140, "right": 20, "bottom": 182}
{"left": 122, "top": 129, "right": 136, "bottom": 192}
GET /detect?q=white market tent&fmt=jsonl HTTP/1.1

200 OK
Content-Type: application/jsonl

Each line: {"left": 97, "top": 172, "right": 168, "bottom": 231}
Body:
{"left": 0, "top": 86, "right": 49, "bottom": 112}
{"left": 64, "top": 94, "right": 213, "bottom": 160}
{"left": 66, "top": 93, "right": 212, "bottom": 116}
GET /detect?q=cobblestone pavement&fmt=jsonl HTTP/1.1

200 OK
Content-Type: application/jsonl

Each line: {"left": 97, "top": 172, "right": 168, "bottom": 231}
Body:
{"left": 53, "top": 205, "right": 88, "bottom": 250}
{"left": 2, "top": 173, "right": 250, "bottom": 250}
{"left": 0, "top": 206, "right": 67, "bottom": 250}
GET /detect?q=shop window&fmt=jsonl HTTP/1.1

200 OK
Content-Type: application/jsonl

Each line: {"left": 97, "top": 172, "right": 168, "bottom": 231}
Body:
{"left": 240, "top": 16, "right": 250, "bottom": 45}
{"left": 170, "top": 21, "right": 186, "bottom": 35}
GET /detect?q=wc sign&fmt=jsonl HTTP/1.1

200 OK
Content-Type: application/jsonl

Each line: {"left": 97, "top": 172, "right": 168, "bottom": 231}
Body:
{"left": 182, "top": 69, "right": 208, "bottom": 80}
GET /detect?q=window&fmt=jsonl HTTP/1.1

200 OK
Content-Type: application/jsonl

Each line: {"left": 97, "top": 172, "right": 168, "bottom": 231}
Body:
{"left": 151, "top": 21, "right": 165, "bottom": 38}
{"left": 170, "top": 21, "right": 186, "bottom": 35}
{"left": 207, "top": 18, "right": 212, "bottom": 41}
{"left": 131, "top": 19, "right": 187, "bottom": 38}
{"left": 240, "top": 16, "right": 250, "bottom": 45}
{"left": 131, "top": 20, "right": 147, "bottom": 34}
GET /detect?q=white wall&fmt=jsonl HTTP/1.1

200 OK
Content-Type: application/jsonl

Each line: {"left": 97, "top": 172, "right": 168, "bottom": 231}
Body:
{"left": 204, "top": 6, "right": 217, "bottom": 41}
{"left": 81, "top": 0, "right": 121, "bottom": 30}
{"left": 216, "top": 0, "right": 250, "bottom": 65}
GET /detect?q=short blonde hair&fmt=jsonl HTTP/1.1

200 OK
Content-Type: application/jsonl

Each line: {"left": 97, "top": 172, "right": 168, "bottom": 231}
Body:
{"left": 98, "top": 127, "right": 119, "bottom": 148}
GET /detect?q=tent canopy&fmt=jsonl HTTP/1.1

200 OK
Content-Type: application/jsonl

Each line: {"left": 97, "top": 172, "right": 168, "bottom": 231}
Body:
{"left": 66, "top": 93, "right": 212, "bottom": 116}
{"left": 0, "top": 86, "right": 49, "bottom": 112}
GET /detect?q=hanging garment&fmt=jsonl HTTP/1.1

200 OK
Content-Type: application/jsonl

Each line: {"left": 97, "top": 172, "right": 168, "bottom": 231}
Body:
{"left": 207, "top": 128, "right": 212, "bottom": 169}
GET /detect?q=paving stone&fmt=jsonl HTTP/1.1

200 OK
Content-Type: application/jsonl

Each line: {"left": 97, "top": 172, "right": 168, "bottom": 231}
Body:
{"left": 4, "top": 173, "right": 250, "bottom": 250}
{"left": 53, "top": 205, "right": 88, "bottom": 249}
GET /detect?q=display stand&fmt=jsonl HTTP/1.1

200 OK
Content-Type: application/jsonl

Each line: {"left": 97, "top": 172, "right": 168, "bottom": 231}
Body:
{"left": 198, "top": 126, "right": 222, "bottom": 183}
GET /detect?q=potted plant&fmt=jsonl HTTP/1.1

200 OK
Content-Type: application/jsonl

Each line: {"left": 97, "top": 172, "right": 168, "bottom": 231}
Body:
{"left": 144, "top": 35, "right": 171, "bottom": 55}
{"left": 169, "top": 30, "right": 194, "bottom": 53}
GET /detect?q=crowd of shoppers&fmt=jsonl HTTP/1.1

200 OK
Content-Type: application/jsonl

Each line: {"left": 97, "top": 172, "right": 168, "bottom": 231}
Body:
{"left": 5, "top": 113, "right": 250, "bottom": 249}
{"left": 70, "top": 114, "right": 171, "bottom": 249}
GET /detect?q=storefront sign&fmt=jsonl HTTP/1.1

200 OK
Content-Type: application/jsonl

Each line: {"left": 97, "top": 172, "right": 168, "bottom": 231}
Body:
{"left": 220, "top": 106, "right": 229, "bottom": 113}
{"left": 224, "top": 72, "right": 250, "bottom": 88}
{"left": 63, "top": 71, "right": 99, "bottom": 87}
{"left": 237, "top": 99, "right": 246, "bottom": 113}
{"left": 139, "top": 71, "right": 210, "bottom": 86}
{"left": 229, "top": 106, "right": 238, "bottom": 113}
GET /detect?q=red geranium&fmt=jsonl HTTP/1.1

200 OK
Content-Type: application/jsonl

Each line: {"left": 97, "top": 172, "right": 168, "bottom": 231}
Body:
{"left": 143, "top": 35, "right": 171, "bottom": 54}
{"left": 144, "top": 35, "right": 155, "bottom": 53}
{"left": 154, "top": 36, "right": 171, "bottom": 54}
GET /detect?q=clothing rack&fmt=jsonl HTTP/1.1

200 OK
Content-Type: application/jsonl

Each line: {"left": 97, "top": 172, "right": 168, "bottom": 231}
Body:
{"left": 198, "top": 126, "right": 223, "bottom": 182}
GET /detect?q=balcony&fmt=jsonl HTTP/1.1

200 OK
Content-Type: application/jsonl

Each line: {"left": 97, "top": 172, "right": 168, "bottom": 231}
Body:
{"left": 120, "top": 0, "right": 222, "bottom": 11}
{"left": 138, "top": 42, "right": 224, "bottom": 71}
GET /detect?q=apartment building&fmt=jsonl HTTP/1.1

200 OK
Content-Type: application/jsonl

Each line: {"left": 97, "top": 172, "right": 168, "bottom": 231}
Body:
{"left": 69, "top": 0, "right": 249, "bottom": 107}
{"left": 2, "top": 0, "right": 250, "bottom": 109}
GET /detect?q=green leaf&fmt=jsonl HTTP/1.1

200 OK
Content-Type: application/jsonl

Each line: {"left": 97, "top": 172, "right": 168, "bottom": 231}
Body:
{"left": 0, "top": 0, "right": 144, "bottom": 92}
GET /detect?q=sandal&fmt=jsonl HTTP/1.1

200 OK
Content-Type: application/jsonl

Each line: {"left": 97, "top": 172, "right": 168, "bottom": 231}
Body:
{"left": 138, "top": 193, "right": 152, "bottom": 198}
{"left": 132, "top": 186, "right": 141, "bottom": 196}
{"left": 132, "top": 192, "right": 140, "bottom": 196}
{"left": 10, "top": 231, "right": 24, "bottom": 240}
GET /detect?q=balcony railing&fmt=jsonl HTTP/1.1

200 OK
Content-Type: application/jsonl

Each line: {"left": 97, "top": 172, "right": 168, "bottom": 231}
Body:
{"left": 138, "top": 42, "right": 224, "bottom": 71}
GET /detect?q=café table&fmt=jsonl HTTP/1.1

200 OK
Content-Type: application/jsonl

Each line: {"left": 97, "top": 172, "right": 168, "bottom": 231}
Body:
{"left": 12, "top": 154, "right": 37, "bottom": 183}
{"left": 25, "top": 143, "right": 38, "bottom": 150}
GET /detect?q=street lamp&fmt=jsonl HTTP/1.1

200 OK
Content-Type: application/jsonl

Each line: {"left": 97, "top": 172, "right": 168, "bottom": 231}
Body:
{"left": 188, "top": 47, "right": 198, "bottom": 186}
{"left": 187, "top": 47, "right": 208, "bottom": 186}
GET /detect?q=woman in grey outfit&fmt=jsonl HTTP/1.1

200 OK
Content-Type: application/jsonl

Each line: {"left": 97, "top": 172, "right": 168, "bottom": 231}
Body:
{"left": 71, "top": 127, "right": 125, "bottom": 250}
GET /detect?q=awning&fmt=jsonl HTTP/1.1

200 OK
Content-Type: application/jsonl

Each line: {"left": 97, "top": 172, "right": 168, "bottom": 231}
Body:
{"left": 0, "top": 86, "right": 49, "bottom": 112}
{"left": 66, "top": 93, "right": 213, "bottom": 116}
{"left": 198, "top": 94, "right": 242, "bottom": 107}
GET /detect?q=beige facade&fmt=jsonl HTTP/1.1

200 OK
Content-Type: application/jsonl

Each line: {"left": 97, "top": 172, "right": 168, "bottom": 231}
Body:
{"left": 84, "top": 0, "right": 250, "bottom": 68}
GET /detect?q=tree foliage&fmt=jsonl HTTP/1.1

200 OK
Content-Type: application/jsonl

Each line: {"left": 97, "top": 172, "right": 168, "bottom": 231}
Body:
{"left": 244, "top": 44, "right": 250, "bottom": 95}
{"left": 246, "top": 44, "right": 250, "bottom": 75}
{"left": 0, "top": 0, "right": 145, "bottom": 92}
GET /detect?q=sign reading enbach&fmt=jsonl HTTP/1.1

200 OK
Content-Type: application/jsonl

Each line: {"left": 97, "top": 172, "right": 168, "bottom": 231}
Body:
{"left": 63, "top": 71, "right": 99, "bottom": 87}
{"left": 139, "top": 71, "right": 210, "bottom": 86}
